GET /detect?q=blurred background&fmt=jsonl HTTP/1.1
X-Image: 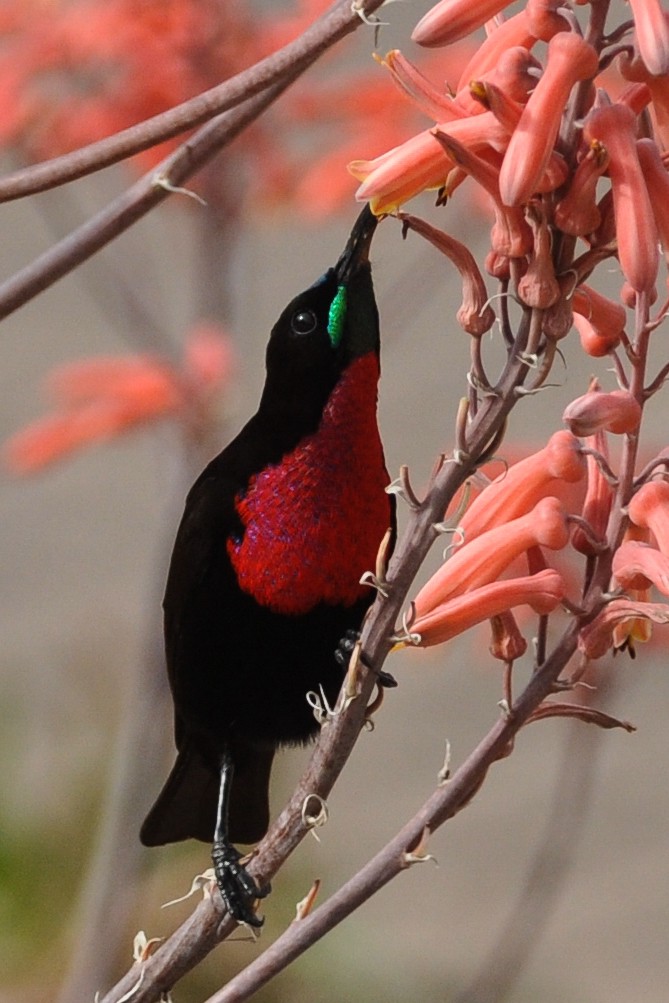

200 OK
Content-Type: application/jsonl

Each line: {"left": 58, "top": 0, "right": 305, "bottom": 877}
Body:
{"left": 1, "top": 2, "right": 669, "bottom": 1002}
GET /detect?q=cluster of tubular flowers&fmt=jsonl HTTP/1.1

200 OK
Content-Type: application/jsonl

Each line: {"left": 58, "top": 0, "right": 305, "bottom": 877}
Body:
{"left": 399, "top": 385, "right": 669, "bottom": 660}
{"left": 349, "top": 0, "right": 669, "bottom": 325}
{"left": 580, "top": 478, "right": 669, "bottom": 658}
{"left": 396, "top": 430, "right": 586, "bottom": 655}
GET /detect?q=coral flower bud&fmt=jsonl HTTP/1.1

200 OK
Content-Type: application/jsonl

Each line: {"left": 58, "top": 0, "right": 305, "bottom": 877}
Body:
{"left": 499, "top": 33, "right": 599, "bottom": 207}
{"left": 563, "top": 389, "right": 642, "bottom": 436}
{"left": 525, "top": 0, "right": 571, "bottom": 40}
{"left": 573, "top": 314, "right": 620, "bottom": 357}
{"left": 572, "top": 285, "right": 626, "bottom": 357}
{"left": 572, "top": 428, "right": 613, "bottom": 555}
{"left": 415, "top": 497, "right": 571, "bottom": 616}
{"left": 411, "top": 570, "right": 566, "bottom": 647}
{"left": 457, "top": 430, "right": 585, "bottom": 542}
{"left": 554, "top": 141, "right": 610, "bottom": 236}
{"left": 628, "top": 480, "right": 669, "bottom": 555}
{"left": 517, "top": 205, "right": 560, "bottom": 308}
{"left": 412, "top": 0, "right": 514, "bottom": 48}
{"left": 489, "top": 611, "right": 528, "bottom": 661}
{"left": 572, "top": 285, "right": 626, "bottom": 339}
{"left": 399, "top": 213, "right": 495, "bottom": 335}
{"left": 628, "top": 0, "right": 669, "bottom": 76}
{"left": 584, "top": 103, "right": 659, "bottom": 293}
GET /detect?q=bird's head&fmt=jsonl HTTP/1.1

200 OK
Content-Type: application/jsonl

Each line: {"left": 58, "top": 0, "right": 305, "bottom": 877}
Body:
{"left": 262, "top": 207, "right": 380, "bottom": 415}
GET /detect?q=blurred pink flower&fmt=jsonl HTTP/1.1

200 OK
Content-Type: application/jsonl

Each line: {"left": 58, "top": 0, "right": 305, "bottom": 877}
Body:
{"left": 4, "top": 323, "right": 233, "bottom": 474}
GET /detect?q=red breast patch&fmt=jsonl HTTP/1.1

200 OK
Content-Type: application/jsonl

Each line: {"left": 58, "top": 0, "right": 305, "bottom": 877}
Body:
{"left": 227, "top": 354, "right": 390, "bottom": 615}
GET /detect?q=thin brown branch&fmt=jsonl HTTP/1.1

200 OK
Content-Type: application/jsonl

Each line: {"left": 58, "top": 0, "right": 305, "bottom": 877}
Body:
{"left": 0, "top": 0, "right": 388, "bottom": 324}
{"left": 0, "top": 0, "right": 385, "bottom": 202}
{"left": 202, "top": 626, "right": 582, "bottom": 1003}
{"left": 0, "top": 85, "right": 284, "bottom": 322}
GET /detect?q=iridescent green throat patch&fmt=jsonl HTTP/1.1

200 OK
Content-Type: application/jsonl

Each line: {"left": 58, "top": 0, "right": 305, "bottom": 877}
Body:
{"left": 327, "top": 285, "right": 347, "bottom": 349}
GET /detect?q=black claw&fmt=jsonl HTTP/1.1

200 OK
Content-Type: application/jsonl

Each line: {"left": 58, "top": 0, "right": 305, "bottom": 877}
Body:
{"left": 212, "top": 841, "right": 270, "bottom": 928}
{"left": 334, "top": 628, "right": 359, "bottom": 668}
{"left": 335, "top": 629, "right": 398, "bottom": 687}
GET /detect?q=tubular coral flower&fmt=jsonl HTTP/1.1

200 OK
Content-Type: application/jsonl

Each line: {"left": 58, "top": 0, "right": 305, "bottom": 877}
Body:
{"left": 628, "top": 0, "right": 669, "bottom": 76}
{"left": 572, "top": 285, "right": 626, "bottom": 347}
{"left": 412, "top": 0, "right": 514, "bottom": 48}
{"left": 554, "top": 140, "right": 610, "bottom": 236}
{"left": 415, "top": 496, "right": 571, "bottom": 615}
{"left": 612, "top": 540, "right": 669, "bottom": 595}
{"left": 628, "top": 480, "right": 669, "bottom": 554}
{"left": 457, "top": 431, "right": 585, "bottom": 543}
{"left": 618, "top": 51, "right": 669, "bottom": 150}
{"left": 399, "top": 212, "right": 495, "bottom": 335}
{"left": 573, "top": 314, "right": 620, "bottom": 357}
{"left": 563, "top": 389, "right": 642, "bottom": 436}
{"left": 583, "top": 104, "right": 659, "bottom": 293}
{"left": 351, "top": 112, "right": 507, "bottom": 214}
{"left": 636, "top": 138, "right": 669, "bottom": 254}
{"left": 456, "top": 16, "right": 537, "bottom": 88}
{"left": 578, "top": 599, "right": 669, "bottom": 658}
{"left": 499, "top": 32, "right": 599, "bottom": 207}
{"left": 409, "top": 569, "right": 566, "bottom": 647}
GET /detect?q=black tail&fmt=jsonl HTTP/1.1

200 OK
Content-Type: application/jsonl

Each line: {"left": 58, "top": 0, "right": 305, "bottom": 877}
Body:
{"left": 141, "top": 739, "right": 274, "bottom": 846}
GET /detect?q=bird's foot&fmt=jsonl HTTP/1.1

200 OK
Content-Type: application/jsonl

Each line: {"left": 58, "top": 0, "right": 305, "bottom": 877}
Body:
{"left": 335, "top": 629, "right": 398, "bottom": 688}
{"left": 211, "top": 840, "right": 270, "bottom": 928}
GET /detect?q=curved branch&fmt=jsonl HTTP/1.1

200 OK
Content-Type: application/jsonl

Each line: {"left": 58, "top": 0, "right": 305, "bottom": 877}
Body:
{"left": 0, "top": 0, "right": 384, "bottom": 202}
{"left": 202, "top": 631, "right": 581, "bottom": 1003}
{"left": 0, "top": 0, "right": 388, "bottom": 324}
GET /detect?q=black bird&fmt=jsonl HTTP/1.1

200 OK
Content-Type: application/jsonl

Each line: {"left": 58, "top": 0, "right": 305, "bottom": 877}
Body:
{"left": 141, "top": 207, "right": 393, "bottom": 925}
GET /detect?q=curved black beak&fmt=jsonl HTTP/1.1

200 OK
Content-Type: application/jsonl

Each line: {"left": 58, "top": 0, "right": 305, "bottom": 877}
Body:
{"left": 335, "top": 205, "right": 379, "bottom": 285}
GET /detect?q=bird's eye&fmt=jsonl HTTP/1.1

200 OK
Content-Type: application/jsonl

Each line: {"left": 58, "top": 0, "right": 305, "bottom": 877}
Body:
{"left": 291, "top": 309, "right": 318, "bottom": 336}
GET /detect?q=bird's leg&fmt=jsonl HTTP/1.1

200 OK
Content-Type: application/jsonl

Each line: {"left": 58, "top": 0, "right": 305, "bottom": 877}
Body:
{"left": 211, "top": 748, "right": 271, "bottom": 928}
{"left": 335, "top": 628, "right": 397, "bottom": 688}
